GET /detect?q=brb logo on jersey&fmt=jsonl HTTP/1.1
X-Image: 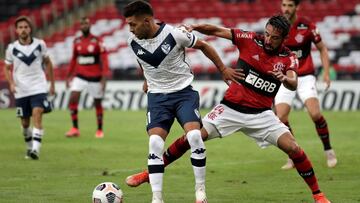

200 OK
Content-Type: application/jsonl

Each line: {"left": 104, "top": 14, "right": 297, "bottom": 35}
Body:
{"left": 245, "top": 70, "right": 277, "bottom": 93}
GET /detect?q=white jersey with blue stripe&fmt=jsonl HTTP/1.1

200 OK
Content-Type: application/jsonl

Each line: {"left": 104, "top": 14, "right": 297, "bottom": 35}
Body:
{"left": 5, "top": 38, "right": 49, "bottom": 99}
{"left": 128, "top": 23, "right": 197, "bottom": 93}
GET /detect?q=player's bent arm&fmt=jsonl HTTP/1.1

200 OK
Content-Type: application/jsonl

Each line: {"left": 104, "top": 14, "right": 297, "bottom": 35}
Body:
{"left": 4, "top": 64, "right": 13, "bottom": 84}
{"left": 191, "top": 24, "right": 232, "bottom": 40}
{"left": 283, "top": 70, "right": 297, "bottom": 91}
{"left": 4, "top": 63, "right": 17, "bottom": 93}
{"left": 193, "top": 39, "right": 226, "bottom": 72}
{"left": 43, "top": 56, "right": 55, "bottom": 95}
{"left": 315, "top": 41, "right": 331, "bottom": 88}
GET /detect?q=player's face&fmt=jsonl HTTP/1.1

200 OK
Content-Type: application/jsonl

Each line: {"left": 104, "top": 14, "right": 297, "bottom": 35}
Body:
{"left": 15, "top": 21, "right": 31, "bottom": 40}
{"left": 80, "top": 19, "right": 91, "bottom": 35}
{"left": 126, "top": 15, "right": 151, "bottom": 39}
{"left": 281, "top": 0, "right": 297, "bottom": 21}
{"left": 264, "top": 24, "right": 284, "bottom": 52}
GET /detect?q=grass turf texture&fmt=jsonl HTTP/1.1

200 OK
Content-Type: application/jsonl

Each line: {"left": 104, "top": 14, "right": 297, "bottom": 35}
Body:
{"left": 0, "top": 109, "right": 359, "bottom": 203}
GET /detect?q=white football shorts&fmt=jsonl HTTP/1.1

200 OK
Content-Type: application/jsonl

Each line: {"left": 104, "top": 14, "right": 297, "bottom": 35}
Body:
{"left": 70, "top": 77, "right": 104, "bottom": 99}
{"left": 202, "top": 104, "right": 289, "bottom": 148}
{"left": 275, "top": 75, "right": 318, "bottom": 105}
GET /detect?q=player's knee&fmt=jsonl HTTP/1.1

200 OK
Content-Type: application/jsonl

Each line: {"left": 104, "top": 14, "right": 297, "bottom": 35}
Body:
{"left": 186, "top": 129, "right": 203, "bottom": 146}
{"left": 149, "top": 135, "right": 164, "bottom": 153}
{"left": 286, "top": 142, "right": 301, "bottom": 156}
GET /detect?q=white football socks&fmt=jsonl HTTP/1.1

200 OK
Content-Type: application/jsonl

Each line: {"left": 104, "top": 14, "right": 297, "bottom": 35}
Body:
{"left": 22, "top": 127, "right": 32, "bottom": 150}
{"left": 186, "top": 129, "right": 206, "bottom": 187}
{"left": 148, "top": 135, "right": 165, "bottom": 198}
{"left": 32, "top": 128, "right": 43, "bottom": 153}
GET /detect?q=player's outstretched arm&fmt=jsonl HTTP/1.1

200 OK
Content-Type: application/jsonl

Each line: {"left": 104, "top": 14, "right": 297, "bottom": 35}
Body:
{"left": 190, "top": 24, "right": 232, "bottom": 40}
{"left": 192, "top": 39, "right": 244, "bottom": 85}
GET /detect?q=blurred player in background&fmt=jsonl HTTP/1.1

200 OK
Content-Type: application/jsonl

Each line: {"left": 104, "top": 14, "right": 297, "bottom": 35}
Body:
{"left": 4, "top": 16, "right": 55, "bottom": 160}
{"left": 276, "top": 0, "right": 337, "bottom": 170}
{"left": 125, "top": 15, "right": 332, "bottom": 203}
{"left": 65, "top": 17, "right": 109, "bottom": 138}
{"left": 123, "top": 1, "right": 242, "bottom": 202}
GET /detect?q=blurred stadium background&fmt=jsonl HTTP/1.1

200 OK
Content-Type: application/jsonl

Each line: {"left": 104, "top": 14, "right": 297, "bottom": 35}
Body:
{"left": 1, "top": 0, "right": 360, "bottom": 111}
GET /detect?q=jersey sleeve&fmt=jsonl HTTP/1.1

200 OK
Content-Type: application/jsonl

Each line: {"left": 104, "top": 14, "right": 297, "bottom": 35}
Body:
{"left": 231, "top": 29, "right": 254, "bottom": 48}
{"left": 4, "top": 44, "right": 13, "bottom": 65}
{"left": 286, "top": 53, "right": 299, "bottom": 74}
{"left": 39, "top": 39, "right": 49, "bottom": 58}
{"left": 98, "top": 40, "right": 110, "bottom": 77}
{"left": 309, "top": 22, "right": 322, "bottom": 44}
{"left": 173, "top": 26, "right": 197, "bottom": 48}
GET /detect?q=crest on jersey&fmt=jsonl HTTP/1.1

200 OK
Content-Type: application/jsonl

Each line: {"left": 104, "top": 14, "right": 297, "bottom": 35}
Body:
{"left": 87, "top": 45, "right": 95, "bottom": 52}
{"left": 77, "top": 46, "right": 82, "bottom": 51}
{"left": 273, "top": 62, "right": 285, "bottom": 72}
{"left": 161, "top": 42, "right": 171, "bottom": 54}
{"left": 295, "top": 34, "right": 304, "bottom": 43}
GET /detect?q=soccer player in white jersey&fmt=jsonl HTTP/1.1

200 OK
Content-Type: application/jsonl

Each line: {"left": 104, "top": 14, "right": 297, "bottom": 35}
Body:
{"left": 3, "top": 16, "right": 55, "bottom": 160}
{"left": 123, "top": 1, "right": 242, "bottom": 202}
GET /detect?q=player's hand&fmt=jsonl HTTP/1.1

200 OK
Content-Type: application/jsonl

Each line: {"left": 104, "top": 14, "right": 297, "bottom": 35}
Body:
{"left": 181, "top": 24, "right": 196, "bottom": 32}
{"left": 143, "top": 81, "right": 148, "bottom": 93}
{"left": 49, "top": 84, "right": 55, "bottom": 96}
{"left": 221, "top": 68, "right": 245, "bottom": 86}
{"left": 9, "top": 83, "right": 16, "bottom": 94}
{"left": 101, "top": 78, "right": 106, "bottom": 91}
{"left": 268, "top": 70, "right": 287, "bottom": 82}
{"left": 65, "top": 79, "right": 71, "bottom": 89}
{"left": 323, "top": 73, "right": 331, "bottom": 90}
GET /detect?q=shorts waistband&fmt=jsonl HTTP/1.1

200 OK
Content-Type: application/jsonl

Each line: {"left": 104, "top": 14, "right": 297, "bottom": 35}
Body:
{"left": 221, "top": 99, "right": 271, "bottom": 114}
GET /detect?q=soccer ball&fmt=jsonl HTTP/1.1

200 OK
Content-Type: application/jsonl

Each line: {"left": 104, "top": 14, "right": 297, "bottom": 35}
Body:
{"left": 92, "top": 182, "right": 123, "bottom": 203}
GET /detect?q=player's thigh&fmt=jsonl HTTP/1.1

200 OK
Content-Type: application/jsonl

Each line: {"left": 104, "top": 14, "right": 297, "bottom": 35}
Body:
{"left": 88, "top": 81, "right": 104, "bottom": 99}
{"left": 274, "top": 84, "right": 296, "bottom": 106}
{"left": 30, "top": 93, "right": 51, "bottom": 114}
{"left": 175, "top": 88, "right": 201, "bottom": 128}
{"left": 15, "top": 96, "right": 32, "bottom": 119}
{"left": 202, "top": 104, "right": 245, "bottom": 139}
{"left": 242, "top": 110, "right": 290, "bottom": 148}
{"left": 70, "top": 77, "right": 88, "bottom": 92}
{"left": 146, "top": 92, "right": 175, "bottom": 133}
{"left": 297, "top": 75, "right": 318, "bottom": 103}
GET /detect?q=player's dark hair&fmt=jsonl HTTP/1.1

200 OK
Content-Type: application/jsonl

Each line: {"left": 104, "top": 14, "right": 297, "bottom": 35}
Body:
{"left": 15, "top": 16, "right": 33, "bottom": 31}
{"left": 267, "top": 15, "right": 291, "bottom": 38}
{"left": 123, "top": 0, "right": 153, "bottom": 17}
{"left": 287, "top": 0, "right": 300, "bottom": 6}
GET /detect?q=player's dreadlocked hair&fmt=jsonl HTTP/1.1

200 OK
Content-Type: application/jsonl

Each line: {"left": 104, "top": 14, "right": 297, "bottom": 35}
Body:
{"left": 267, "top": 15, "right": 291, "bottom": 38}
{"left": 123, "top": 0, "right": 153, "bottom": 17}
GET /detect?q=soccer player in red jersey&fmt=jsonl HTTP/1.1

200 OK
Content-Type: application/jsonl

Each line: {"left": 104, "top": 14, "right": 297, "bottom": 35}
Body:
{"left": 276, "top": 0, "right": 337, "bottom": 170}
{"left": 65, "top": 17, "right": 109, "bottom": 138}
{"left": 125, "top": 15, "right": 331, "bottom": 203}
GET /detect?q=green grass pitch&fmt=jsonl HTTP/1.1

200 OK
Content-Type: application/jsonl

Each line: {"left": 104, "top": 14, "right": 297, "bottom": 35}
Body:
{"left": 0, "top": 109, "right": 359, "bottom": 203}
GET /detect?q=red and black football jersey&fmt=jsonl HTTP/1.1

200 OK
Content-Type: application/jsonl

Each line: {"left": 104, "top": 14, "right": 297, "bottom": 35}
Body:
{"left": 224, "top": 29, "right": 298, "bottom": 109}
{"left": 285, "top": 16, "right": 321, "bottom": 76}
{"left": 68, "top": 34, "right": 109, "bottom": 81}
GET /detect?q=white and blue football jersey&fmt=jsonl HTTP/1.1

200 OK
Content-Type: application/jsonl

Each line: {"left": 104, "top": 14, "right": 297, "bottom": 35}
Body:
{"left": 5, "top": 38, "right": 49, "bottom": 99}
{"left": 128, "top": 23, "right": 197, "bottom": 93}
